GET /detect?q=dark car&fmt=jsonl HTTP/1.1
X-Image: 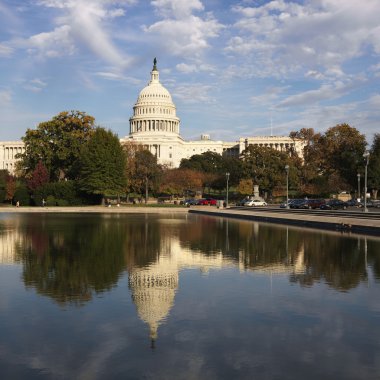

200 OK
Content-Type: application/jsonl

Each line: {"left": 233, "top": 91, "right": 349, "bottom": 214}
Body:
{"left": 236, "top": 197, "right": 250, "bottom": 206}
{"left": 320, "top": 199, "right": 347, "bottom": 210}
{"left": 346, "top": 199, "right": 363, "bottom": 208}
{"left": 299, "top": 199, "right": 326, "bottom": 209}
{"left": 181, "top": 199, "right": 198, "bottom": 206}
{"left": 289, "top": 199, "right": 306, "bottom": 209}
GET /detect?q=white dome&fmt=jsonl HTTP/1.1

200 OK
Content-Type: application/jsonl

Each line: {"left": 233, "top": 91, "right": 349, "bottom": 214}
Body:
{"left": 129, "top": 59, "right": 180, "bottom": 138}
{"left": 137, "top": 83, "right": 173, "bottom": 105}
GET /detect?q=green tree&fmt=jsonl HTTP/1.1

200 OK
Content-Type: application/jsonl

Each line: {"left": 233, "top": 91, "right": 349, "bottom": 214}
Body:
{"left": 180, "top": 151, "right": 224, "bottom": 173}
{"left": 319, "top": 124, "right": 366, "bottom": 191}
{"left": 180, "top": 152, "right": 242, "bottom": 192}
{"left": 17, "top": 111, "right": 96, "bottom": 180}
{"left": 78, "top": 128, "right": 126, "bottom": 204}
{"left": 290, "top": 128, "right": 325, "bottom": 195}
{"left": 368, "top": 134, "right": 380, "bottom": 199}
{"left": 240, "top": 145, "right": 291, "bottom": 196}
{"left": 134, "top": 150, "right": 161, "bottom": 203}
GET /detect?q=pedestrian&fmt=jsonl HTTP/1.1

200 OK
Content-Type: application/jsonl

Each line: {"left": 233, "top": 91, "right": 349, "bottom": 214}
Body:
{"left": 42, "top": 198, "right": 46, "bottom": 207}
{"left": 16, "top": 201, "right": 19, "bottom": 207}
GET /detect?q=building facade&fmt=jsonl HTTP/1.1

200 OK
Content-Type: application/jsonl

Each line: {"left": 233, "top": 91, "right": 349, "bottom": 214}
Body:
{"left": 0, "top": 141, "right": 25, "bottom": 174}
{"left": 0, "top": 59, "right": 304, "bottom": 172}
{"left": 122, "top": 59, "right": 304, "bottom": 167}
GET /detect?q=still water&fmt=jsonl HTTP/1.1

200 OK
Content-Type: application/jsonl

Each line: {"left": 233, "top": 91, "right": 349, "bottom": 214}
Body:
{"left": 0, "top": 212, "right": 379, "bottom": 380}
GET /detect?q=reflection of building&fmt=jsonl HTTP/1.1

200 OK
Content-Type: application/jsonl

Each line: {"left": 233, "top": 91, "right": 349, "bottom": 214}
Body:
{"left": 0, "top": 223, "right": 23, "bottom": 264}
{"left": 128, "top": 225, "right": 305, "bottom": 344}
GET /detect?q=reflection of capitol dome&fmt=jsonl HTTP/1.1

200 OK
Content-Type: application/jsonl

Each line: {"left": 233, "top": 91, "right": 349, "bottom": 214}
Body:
{"left": 129, "top": 58, "right": 180, "bottom": 137}
{"left": 129, "top": 258, "right": 178, "bottom": 343}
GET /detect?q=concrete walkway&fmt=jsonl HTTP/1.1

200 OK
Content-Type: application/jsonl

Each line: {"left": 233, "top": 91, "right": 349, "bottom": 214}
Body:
{"left": 0, "top": 206, "right": 189, "bottom": 214}
{"left": 189, "top": 207, "right": 380, "bottom": 236}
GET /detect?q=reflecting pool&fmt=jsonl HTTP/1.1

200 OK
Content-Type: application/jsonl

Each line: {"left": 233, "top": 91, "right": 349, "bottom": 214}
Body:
{"left": 0, "top": 212, "right": 380, "bottom": 379}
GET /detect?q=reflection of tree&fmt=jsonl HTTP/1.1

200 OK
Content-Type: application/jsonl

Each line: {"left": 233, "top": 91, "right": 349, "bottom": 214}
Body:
{"left": 289, "top": 233, "right": 370, "bottom": 291}
{"left": 124, "top": 215, "right": 163, "bottom": 270}
{"left": 18, "top": 215, "right": 127, "bottom": 305}
{"left": 365, "top": 239, "right": 380, "bottom": 280}
{"left": 180, "top": 215, "right": 380, "bottom": 292}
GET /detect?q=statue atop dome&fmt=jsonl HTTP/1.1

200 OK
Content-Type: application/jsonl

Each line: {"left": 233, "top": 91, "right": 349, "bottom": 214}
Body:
{"left": 153, "top": 57, "right": 157, "bottom": 70}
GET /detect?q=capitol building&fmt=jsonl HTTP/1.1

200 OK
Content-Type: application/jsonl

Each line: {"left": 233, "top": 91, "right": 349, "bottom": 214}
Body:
{"left": 1, "top": 59, "right": 304, "bottom": 173}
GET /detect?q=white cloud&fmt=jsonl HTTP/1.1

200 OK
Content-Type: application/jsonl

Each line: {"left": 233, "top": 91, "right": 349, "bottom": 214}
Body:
{"left": 227, "top": 0, "right": 380, "bottom": 78}
{"left": 176, "top": 63, "right": 197, "bottom": 73}
{"left": 172, "top": 84, "right": 215, "bottom": 103}
{"left": 151, "top": 0, "right": 204, "bottom": 19}
{"left": 23, "top": 78, "right": 48, "bottom": 93}
{"left": 0, "top": 43, "right": 13, "bottom": 57}
{"left": 176, "top": 62, "right": 215, "bottom": 74}
{"left": 24, "top": 25, "right": 75, "bottom": 58}
{"left": 22, "top": 0, "right": 133, "bottom": 67}
{"left": 144, "top": 0, "right": 223, "bottom": 57}
{"left": 0, "top": 89, "right": 12, "bottom": 105}
{"left": 277, "top": 78, "right": 365, "bottom": 108}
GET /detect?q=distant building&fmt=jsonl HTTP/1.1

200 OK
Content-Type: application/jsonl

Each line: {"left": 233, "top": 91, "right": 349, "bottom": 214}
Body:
{"left": 0, "top": 141, "right": 25, "bottom": 174}
{"left": 121, "top": 59, "right": 304, "bottom": 167}
{"left": 0, "top": 59, "right": 304, "bottom": 173}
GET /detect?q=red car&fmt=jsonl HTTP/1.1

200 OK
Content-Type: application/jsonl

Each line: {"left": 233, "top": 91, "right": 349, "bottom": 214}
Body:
{"left": 206, "top": 198, "right": 217, "bottom": 206}
{"left": 197, "top": 199, "right": 209, "bottom": 205}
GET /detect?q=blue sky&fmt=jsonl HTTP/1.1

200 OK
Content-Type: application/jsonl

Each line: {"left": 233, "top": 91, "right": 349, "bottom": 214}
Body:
{"left": 1, "top": 0, "right": 379, "bottom": 143}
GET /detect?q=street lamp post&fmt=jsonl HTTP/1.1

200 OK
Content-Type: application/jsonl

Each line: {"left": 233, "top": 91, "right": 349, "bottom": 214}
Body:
{"left": 363, "top": 151, "right": 370, "bottom": 213}
{"left": 226, "top": 172, "right": 230, "bottom": 208}
{"left": 357, "top": 173, "right": 361, "bottom": 200}
{"left": 285, "top": 165, "right": 289, "bottom": 209}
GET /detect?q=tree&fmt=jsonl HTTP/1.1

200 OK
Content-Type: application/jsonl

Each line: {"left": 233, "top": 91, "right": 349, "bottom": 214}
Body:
{"left": 240, "top": 145, "right": 291, "bottom": 196}
{"left": 134, "top": 150, "right": 161, "bottom": 203}
{"left": 78, "top": 128, "right": 126, "bottom": 204}
{"left": 180, "top": 151, "right": 224, "bottom": 173}
{"left": 368, "top": 134, "right": 380, "bottom": 199}
{"left": 17, "top": 111, "right": 96, "bottom": 180}
{"left": 237, "top": 179, "right": 253, "bottom": 196}
{"left": 27, "top": 161, "right": 49, "bottom": 192}
{"left": 159, "top": 168, "right": 204, "bottom": 196}
{"left": 290, "top": 128, "right": 329, "bottom": 196}
{"left": 122, "top": 141, "right": 146, "bottom": 201}
{"left": 5, "top": 174, "right": 16, "bottom": 204}
{"left": 180, "top": 152, "right": 242, "bottom": 192}
{"left": 319, "top": 124, "right": 366, "bottom": 191}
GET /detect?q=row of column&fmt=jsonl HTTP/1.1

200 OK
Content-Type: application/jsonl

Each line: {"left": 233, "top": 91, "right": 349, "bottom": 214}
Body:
{"left": 130, "top": 119, "right": 179, "bottom": 134}
{"left": 1, "top": 146, "right": 24, "bottom": 160}
{"left": 245, "top": 142, "right": 293, "bottom": 151}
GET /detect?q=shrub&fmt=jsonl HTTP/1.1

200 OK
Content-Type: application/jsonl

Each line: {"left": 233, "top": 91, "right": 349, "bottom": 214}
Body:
{"left": 14, "top": 185, "right": 31, "bottom": 206}
{"left": 46, "top": 195, "right": 56, "bottom": 206}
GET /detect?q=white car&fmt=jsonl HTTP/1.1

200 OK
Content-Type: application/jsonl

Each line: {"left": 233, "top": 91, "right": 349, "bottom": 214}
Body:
{"left": 244, "top": 199, "right": 267, "bottom": 207}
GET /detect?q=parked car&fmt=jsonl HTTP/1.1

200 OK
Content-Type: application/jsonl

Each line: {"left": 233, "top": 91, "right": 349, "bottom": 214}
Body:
{"left": 196, "top": 198, "right": 209, "bottom": 205}
{"left": 289, "top": 199, "right": 306, "bottom": 209}
{"left": 280, "top": 199, "right": 298, "bottom": 208}
{"left": 299, "top": 199, "right": 326, "bottom": 209}
{"left": 206, "top": 198, "right": 217, "bottom": 206}
{"left": 346, "top": 199, "right": 363, "bottom": 208}
{"left": 244, "top": 199, "right": 267, "bottom": 207}
{"left": 320, "top": 199, "right": 347, "bottom": 210}
{"left": 236, "top": 198, "right": 249, "bottom": 206}
{"left": 181, "top": 199, "right": 198, "bottom": 206}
